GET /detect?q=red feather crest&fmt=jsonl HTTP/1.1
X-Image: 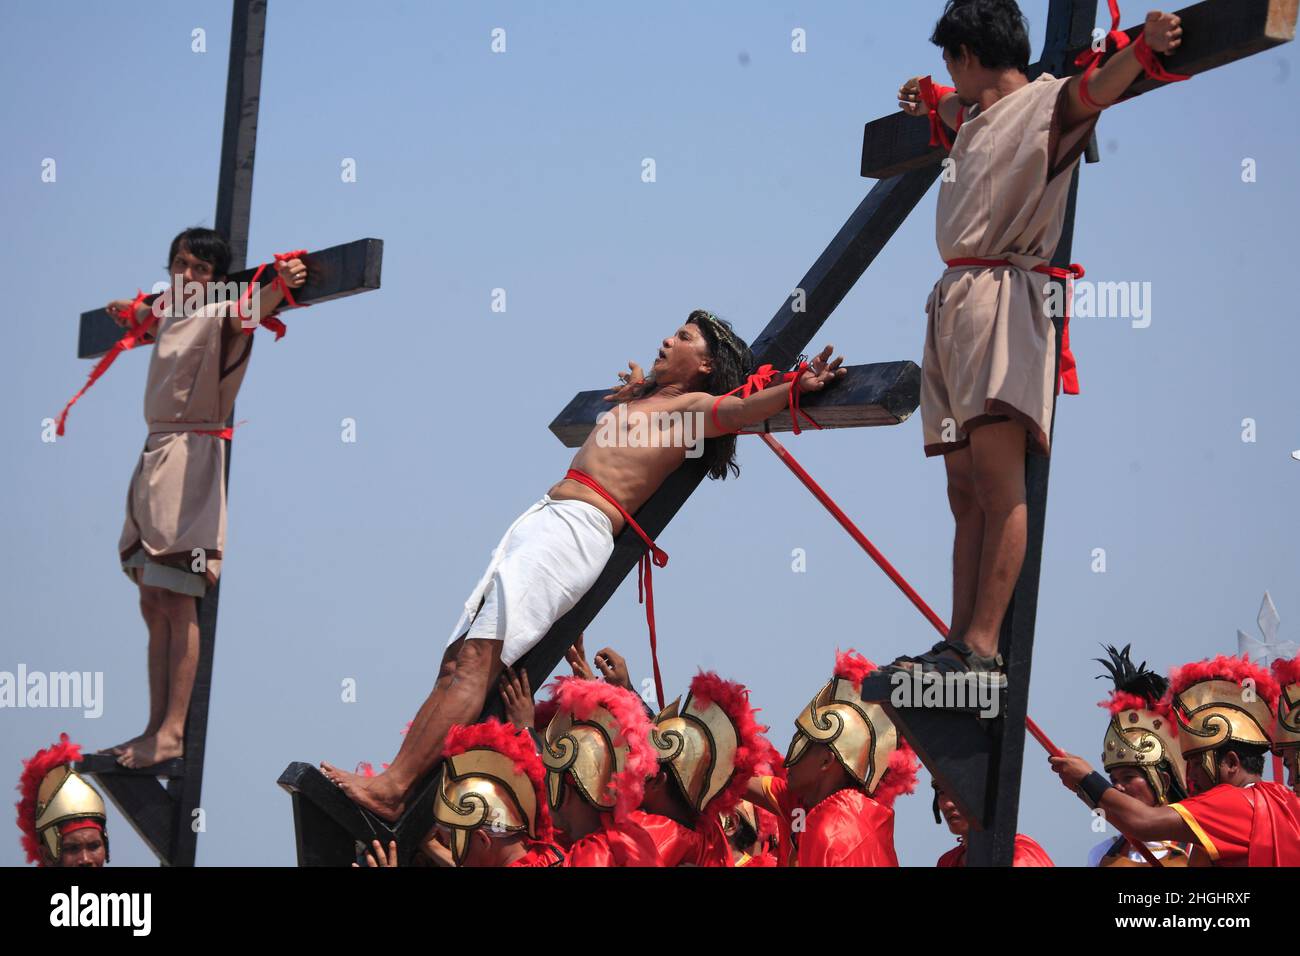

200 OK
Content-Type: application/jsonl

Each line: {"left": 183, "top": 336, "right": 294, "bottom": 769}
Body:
{"left": 687, "top": 671, "right": 778, "bottom": 819}
{"left": 552, "top": 677, "right": 656, "bottom": 820}
{"left": 1170, "top": 655, "right": 1280, "bottom": 713}
{"left": 443, "top": 719, "right": 553, "bottom": 843}
{"left": 872, "top": 736, "right": 919, "bottom": 809}
{"left": 1099, "top": 689, "right": 1175, "bottom": 719}
{"left": 16, "top": 734, "right": 83, "bottom": 866}
{"left": 1272, "top": 657, "right": 1300, "bottom": 688}
{"left": 834, "top": 648, "right": 878, "bottom": 690}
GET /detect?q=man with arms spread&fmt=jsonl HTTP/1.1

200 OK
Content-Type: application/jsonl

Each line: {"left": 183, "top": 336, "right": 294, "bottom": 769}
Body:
{"left": 891, "top": 1, "right": 1185, "bottom": 681}
{"left": 323, "top": 311, "right": 844, "bottom": 820}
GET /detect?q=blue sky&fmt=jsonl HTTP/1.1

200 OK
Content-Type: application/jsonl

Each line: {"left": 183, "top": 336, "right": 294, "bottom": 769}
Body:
{"left": 2, "top": 1, "right": 1297, "bottom": 866}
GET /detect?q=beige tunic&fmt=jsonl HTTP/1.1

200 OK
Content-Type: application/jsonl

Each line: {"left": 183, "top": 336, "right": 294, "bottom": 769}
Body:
{"left": 920, "top": 73, "right": 1097, "bottom": 457}
{"left": 119, "top": 299, "right": 252, "bottom": 584}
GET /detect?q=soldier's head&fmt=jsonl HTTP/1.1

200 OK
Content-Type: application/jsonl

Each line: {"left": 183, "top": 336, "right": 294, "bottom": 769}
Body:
{"left": 167, "top": 227, "right": 231, "bottom": 285}
{"left": 1184, "top": 743, "right": 1268, "bottom": 796}
{"left": 933, "top": 782, "right": 969, "bottom": 837}
{"left": 48, "top": 824, "right": 107, "bottom": 868}
{"left": 930, "top": 0, "right": 1032, "bottom": 97}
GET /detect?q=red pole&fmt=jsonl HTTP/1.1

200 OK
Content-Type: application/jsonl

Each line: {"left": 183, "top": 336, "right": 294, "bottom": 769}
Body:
{"left": 1025, "top": 717, "right": 1163, "bottom": 867}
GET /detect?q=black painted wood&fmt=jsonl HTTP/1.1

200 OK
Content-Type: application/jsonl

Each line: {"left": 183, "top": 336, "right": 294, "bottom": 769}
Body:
{"left": 861, "top": 0, "right": 1296, "bottom": 179}
{"left": 549, "top": 361, "right": 921, "bottom": 448}
{"left": 77, "top": 238, "right": 384, "bottom": 359}
{"left": 277, "top": 763, "right": 440, "bottom": 866}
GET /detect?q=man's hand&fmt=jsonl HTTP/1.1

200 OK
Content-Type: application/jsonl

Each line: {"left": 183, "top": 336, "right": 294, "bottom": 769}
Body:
{"left": 1049, "top": 753, "right": 1094, "bottom": 791}
{"left": 796, "top": 344, "right": 846, "bottom": 394}
{"left": 107, "top": 298, "right": 144, "bottom": 328}
{"left": 603, "top": 362, "right": 652, "bottom": 403}
{"left": 1143, "top": 10, "right": 1183, "bottom": 54}
{"left": 500, "top": 667, "right": 535, "bottom": 729}
{"left": 421, "top": 831, "right": 455, "bottom": 868}
{"left": 593, "top": 647, "right": 632, "bottom": 691}
{"left": 565, "top": 633, "right": 596, "bottom": 680}
{"left": 352, "top": 838, "right": 398, "bottom": 868}
{"left": 898, "top": 76, "right": 928, "bottom": 116}
{"left": 274, "top": 256, "right": 308, "bottom": 289}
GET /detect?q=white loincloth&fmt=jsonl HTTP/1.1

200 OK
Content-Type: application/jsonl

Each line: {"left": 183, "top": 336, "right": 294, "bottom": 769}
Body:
{"left": 447, "top": 495, "right": 615, "bottom": 666}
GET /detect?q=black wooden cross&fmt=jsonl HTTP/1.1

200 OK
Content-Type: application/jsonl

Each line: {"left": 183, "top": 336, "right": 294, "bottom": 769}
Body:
{"left": 277, "top": 0, "right": 1295, "bottom": 866}
{"left": 73, "top": 0, "right": 383, "bottom": 867}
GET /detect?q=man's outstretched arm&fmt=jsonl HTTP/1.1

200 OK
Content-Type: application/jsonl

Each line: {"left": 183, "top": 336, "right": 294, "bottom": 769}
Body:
{"left": 1050, "top": 753, "right": 1195, "bottom": 844}
{"left": 1059, "top": 10, "right": 1184, "bottom": 128}
{"left": 691, "top": 344, "right": 845, "bottom": 439}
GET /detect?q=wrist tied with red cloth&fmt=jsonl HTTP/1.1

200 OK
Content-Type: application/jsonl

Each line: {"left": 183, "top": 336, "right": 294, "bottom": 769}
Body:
{"left": 1074, "top": 1, "right": 1189, "bottom": 111}
{"left": 55, "top": 250, "right": 306, "bottom": 436}
{"left": 235, "top": 249, "right": 310, "bottom": 340}
{"left": 710, "top": 360, "right": 823, "bottom": 437}
{"left": 918, "top": 75, "right": 964, "bottom": 150}
{"left": 945, "top": 258, "right": 1085, "bottom": 395}
{"left": 563, "top": 467, "right": 669, "bottom": 709}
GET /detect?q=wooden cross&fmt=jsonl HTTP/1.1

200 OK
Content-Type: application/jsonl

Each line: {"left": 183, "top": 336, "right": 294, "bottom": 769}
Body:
{"left": 73, "top": 0, "right": 383, "bottom": 867}
{"left": 277, "top": 0, "right": 1295, "bottom": 866}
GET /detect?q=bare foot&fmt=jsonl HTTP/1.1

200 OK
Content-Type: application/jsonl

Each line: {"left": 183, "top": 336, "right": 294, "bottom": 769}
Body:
{"left": 320, "top": 762, "right": 408, "bottom": 823}
{"left": 116, "top": 730, "right": 184, "bottom": 769}
{"left": 98, "top": 734, "right": 145, "bottom": 756}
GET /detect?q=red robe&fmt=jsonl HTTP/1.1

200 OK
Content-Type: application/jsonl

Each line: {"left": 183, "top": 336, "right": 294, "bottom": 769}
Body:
{"left": 507, "top": 842, "right": 566, "bottom": 867}
{"left": 1169, "top": 781, "right": 1300, "bottom": 867}
{"left": 563, "top": 814, "right": 664, "bottom": 867}
{"left": 756, "top": 775, "right": 898, "bottom": 867}
{"left": 631, "top": 810, "right": 731, "bottom": 867}
{"left": 936, "top": 834, "right": 1054, "bottom": 867}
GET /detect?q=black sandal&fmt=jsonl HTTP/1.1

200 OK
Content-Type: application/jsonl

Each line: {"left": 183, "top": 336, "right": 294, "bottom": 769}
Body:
{"left": 887, "top": 640, "right": 1007, "bottom": 689}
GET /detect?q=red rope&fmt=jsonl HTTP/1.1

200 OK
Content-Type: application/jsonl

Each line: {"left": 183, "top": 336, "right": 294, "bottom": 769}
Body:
{"left": 918, "top": 75, "right": 965, "bottom": 150}
{"left": 1075, "top": 1, "right": 1189, "bottom": 110}
{"left": 946, "top": 258, "right": 1085, "bottom": 395}
{"left": 564, "top": 467, "right": 669, "bottom": 710}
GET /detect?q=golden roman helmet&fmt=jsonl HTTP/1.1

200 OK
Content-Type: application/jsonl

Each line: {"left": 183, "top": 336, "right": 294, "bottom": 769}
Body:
{"left": 18, "top": 736, "right": 108, "bottom": 866}
{"left": 1271, "top": 659, "right": 1300, "bottom": 753}
{"left": 1171, "top": 657, "right": 1278, "bottom": 782}
{"left": 1095, "top": 645, "right": 1188, "bottom": 805}
{"left": 541, "top": 679, "right": 655, "bottom": 816}
{"left": 652, "top": 672, "right": 761, "bottom": 815}
{"left": 786, "top": 653, "right": 897, "bottom": 796}
{"left": 434, "top": 752, "right": 537, "bottom": 865}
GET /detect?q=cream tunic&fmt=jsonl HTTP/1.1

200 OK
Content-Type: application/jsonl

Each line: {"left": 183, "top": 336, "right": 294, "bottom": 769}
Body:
{"left": 119, "top": 299, "right": 251, "bottom": 585}
{"left": 920, "top": 73, "right": 1098, "bottom": 457}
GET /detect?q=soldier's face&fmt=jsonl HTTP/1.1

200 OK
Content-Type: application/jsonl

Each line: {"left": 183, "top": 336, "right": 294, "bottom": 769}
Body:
{"left": 58, "top": 828, "right": 106, "bottom": 867}
{"left": 1110, "top": 767, "right": 1157, "bottom": 807}
{"left": 936, "top": 790, "right": 968, "bottom": 836}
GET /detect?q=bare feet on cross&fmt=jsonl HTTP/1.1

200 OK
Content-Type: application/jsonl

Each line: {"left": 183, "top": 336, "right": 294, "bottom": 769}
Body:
{"left": 116, "top": 729, "right": 184, "bottom": 769}
{"left": 319, "top": 762, "right": 409, "bottom": 823}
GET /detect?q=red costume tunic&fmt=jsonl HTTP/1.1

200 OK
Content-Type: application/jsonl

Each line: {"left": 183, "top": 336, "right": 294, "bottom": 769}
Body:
{"left": 631, "top": 810, "right": 731, "bottom": 867}
{"left": 563, "top": 814, "right": 664, "bottom": 867}
{"left": 1169, "top": 781, "right": 1300, "bottom": 867}
{"left": 757, "top": 775, "right": 898, "bottom": 867}
{"left": 936, "top": 834, "right": 1054, "bottom": 867}
{"left": 508, "top": 842, "right": 566, "bottom": 867}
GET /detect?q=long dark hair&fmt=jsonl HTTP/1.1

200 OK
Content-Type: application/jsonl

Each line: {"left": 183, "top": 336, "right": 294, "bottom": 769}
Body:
{"left": 685, "top": 310, "right": 752, "bottom": 480}
{"left": 166, "top": 227, "right": 232, "bottom": 278}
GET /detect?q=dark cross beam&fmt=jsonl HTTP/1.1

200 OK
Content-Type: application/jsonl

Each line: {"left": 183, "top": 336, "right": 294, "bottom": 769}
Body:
{"left": 856, "top": 0, "right": 1295, "bottom": 867}
{"left": 862, "top": 0, "right": 1298, "bottom": 179}
{"left": 74, "top": 0, "right": 383, "bottom": 867}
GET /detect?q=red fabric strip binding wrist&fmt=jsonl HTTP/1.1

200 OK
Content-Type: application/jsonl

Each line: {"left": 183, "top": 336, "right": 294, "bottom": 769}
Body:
{"left": 918, "top": 75, "right": 962, "bottom": 150}
{"left": 1132, "top": 32, "right": 1190, "bottom": 83}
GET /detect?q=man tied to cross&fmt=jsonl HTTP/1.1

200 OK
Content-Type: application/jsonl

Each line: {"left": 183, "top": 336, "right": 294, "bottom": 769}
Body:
{"left": 889, "top": 1, "right": 1186, "bottom": 681}
{"left": 321, "top": 311, "right": 846, "bottom": 821}
{"left": 65, "top": 228, "right": 306, "bottom": 768}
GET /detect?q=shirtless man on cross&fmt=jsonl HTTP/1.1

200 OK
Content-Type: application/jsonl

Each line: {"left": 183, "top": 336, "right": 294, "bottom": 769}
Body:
{"left": 322, "top": 310, "right": 845, "bottom": 820}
